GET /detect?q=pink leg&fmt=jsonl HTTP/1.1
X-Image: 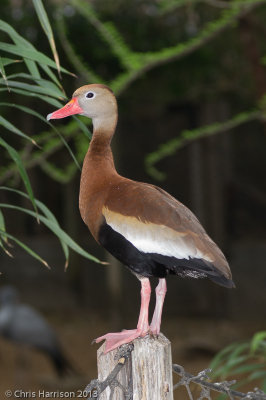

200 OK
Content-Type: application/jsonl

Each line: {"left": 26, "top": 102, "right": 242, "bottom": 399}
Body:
{"left": 95, "top": 278, "right": 151, "bottom": 353}
{"left": 150, "top": 278, "right": 167, "bottom": 335}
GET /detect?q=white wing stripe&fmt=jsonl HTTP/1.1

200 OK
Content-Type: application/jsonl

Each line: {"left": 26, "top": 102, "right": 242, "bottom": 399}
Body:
{"left": 103, "top": 208, "right": 213, "bottom": 262}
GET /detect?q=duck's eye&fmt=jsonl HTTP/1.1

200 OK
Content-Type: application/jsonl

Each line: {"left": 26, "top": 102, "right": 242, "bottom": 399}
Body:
{"left": 86, "top": 92, "right": 95, "bottom": 99}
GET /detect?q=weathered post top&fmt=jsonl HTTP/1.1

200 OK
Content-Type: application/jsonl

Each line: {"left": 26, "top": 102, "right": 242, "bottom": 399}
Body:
{"left": 97, "top": 333, "right": 173, "bottom": 400}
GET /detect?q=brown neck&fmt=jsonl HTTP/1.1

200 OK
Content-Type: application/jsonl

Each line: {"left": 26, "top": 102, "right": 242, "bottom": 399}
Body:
{"left": 88, "top": 113, "right": 117, "bottom": 166}
{"left": 81, "top": 113, "right": 118, "bottom": 191}
{"left": 79, "top": 113, "right": 118, "bottom": 225}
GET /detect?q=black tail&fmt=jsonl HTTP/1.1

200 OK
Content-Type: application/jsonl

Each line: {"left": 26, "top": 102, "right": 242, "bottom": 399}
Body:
{"left": 149, "top": 253, "right": 235, "bottom": 288}
{"left": 209, "top": 274, "right": 235, "bottom": 288}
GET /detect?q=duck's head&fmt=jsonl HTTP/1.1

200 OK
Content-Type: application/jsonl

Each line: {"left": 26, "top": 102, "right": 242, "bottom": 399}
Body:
{"left": 47, "top": 84, "right": 117, "bottom": 126}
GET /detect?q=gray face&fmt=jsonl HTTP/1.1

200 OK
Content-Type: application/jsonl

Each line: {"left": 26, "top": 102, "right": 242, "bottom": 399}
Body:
{"left": 74, "top": 85, "right": 117, "bottom": 122}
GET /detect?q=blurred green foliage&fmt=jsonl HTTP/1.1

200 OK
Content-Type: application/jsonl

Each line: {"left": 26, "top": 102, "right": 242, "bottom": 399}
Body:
{"left": 0, "top": 0, "right": 99, "bottom": 267}
{"left": 210, "top": 331, "right": 266, "bottom": 398}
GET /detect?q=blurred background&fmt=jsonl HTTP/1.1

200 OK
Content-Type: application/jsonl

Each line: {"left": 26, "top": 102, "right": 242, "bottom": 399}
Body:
{"left": 0, "top": 0, "right": 266, "bottom": 397}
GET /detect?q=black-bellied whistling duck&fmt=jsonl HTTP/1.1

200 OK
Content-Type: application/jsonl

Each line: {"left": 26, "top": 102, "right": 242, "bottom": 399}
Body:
{"left": 47, "top": 84, "right": 234, "bottom": 353}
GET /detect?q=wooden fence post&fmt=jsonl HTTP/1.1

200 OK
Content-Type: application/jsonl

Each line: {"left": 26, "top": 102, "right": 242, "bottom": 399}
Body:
{"left": 97, "top": 333, "right": 173, "bottom": 399}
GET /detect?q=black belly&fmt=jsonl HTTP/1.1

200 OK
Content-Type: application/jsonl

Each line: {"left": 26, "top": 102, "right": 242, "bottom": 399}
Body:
{"left": 98, "top": 222, "right": 234, "bottom": 288}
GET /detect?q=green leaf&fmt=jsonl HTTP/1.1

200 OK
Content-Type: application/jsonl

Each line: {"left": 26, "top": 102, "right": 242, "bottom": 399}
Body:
{"left": 0, "top": 203, "right": 103, "bottom": 265}
{"left": 0, "top": 87, "right": 63, "bottom": 107}
{"left": 158, "top": 0, "right": 189, "bottom": 14}
{"left": 249, "top": 370, "right": 266, "bottom": 381}
{"left": 40, "top": 63, "right": 65, "bottom": 91}
{"left": 214, "top": 355, "right": 250, "bottom": 379}
{"left": 0, "top": 209, "right": 8, "bottom": 244}
{"left": 210, "top": 342, "right": 241, "bottom": 374}
{"left": 0, "top": 19, "right": 65, "bottom": 87}
{"left": 231, "top": 363, "right": 266, "bottom": 376}
{"left": 73, "top": 116, "right": 92, "bottom": 139}
{"left": 33, "top": 0, "right": 61, "bottom": 76}
{"left": 0, "top": 56, "right": 9, "bottom": 91}
{"left": 211, "top": 342, "right": 251, "bottom": 378}
{"left": 0, "top": 187, "right": 69, "bottom": 265}
{"left": 227, "top": 343, "right": 250, "bottom": 363}
{"left": 35, "top": 200, "right": 69, "bottom": 266}
{"left": 0, "top": 19, "right": 41, "bottom": 79}
{"left": 0, "top": 57, "right": 22, "bottom": 67}
{"left": 44, "top": 128, "right": 81, "bottom": 171}
{"left": 0, "top": 78, "right": 65, "bottom": 99}
{"left": 0, "top": 115, "right": 37, "bottom": 145}
{"left": 0, "top": 229, "right": 49, "bottom": 268}
{"left": 0, "top": 102, "right": 50, "bottom": 124}
{"left": 0, "top": 137, "right": 38, "bottom": 217}
{"left": 0, "top": 209, "right": 6, "bottom": 232}
{"left": 2, "top": 73, "right": 65, "bottom": 98}
{"left": 0, "top": 41, "right": 71, "bottom": 75}
{"left": 250, "top": 331, "right": 266, "bottom": 354}
{"left": 0, "top": 103, "right": 80, "bottom": 170}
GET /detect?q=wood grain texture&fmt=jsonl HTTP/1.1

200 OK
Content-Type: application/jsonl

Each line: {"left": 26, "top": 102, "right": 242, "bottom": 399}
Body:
{"left": 97, "top": 334, "right": 173, "bottom": 400}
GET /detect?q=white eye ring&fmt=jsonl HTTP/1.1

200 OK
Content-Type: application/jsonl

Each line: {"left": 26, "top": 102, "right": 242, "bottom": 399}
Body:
{"left": 85, "top": 91, "right": 95, "bottom": 99}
